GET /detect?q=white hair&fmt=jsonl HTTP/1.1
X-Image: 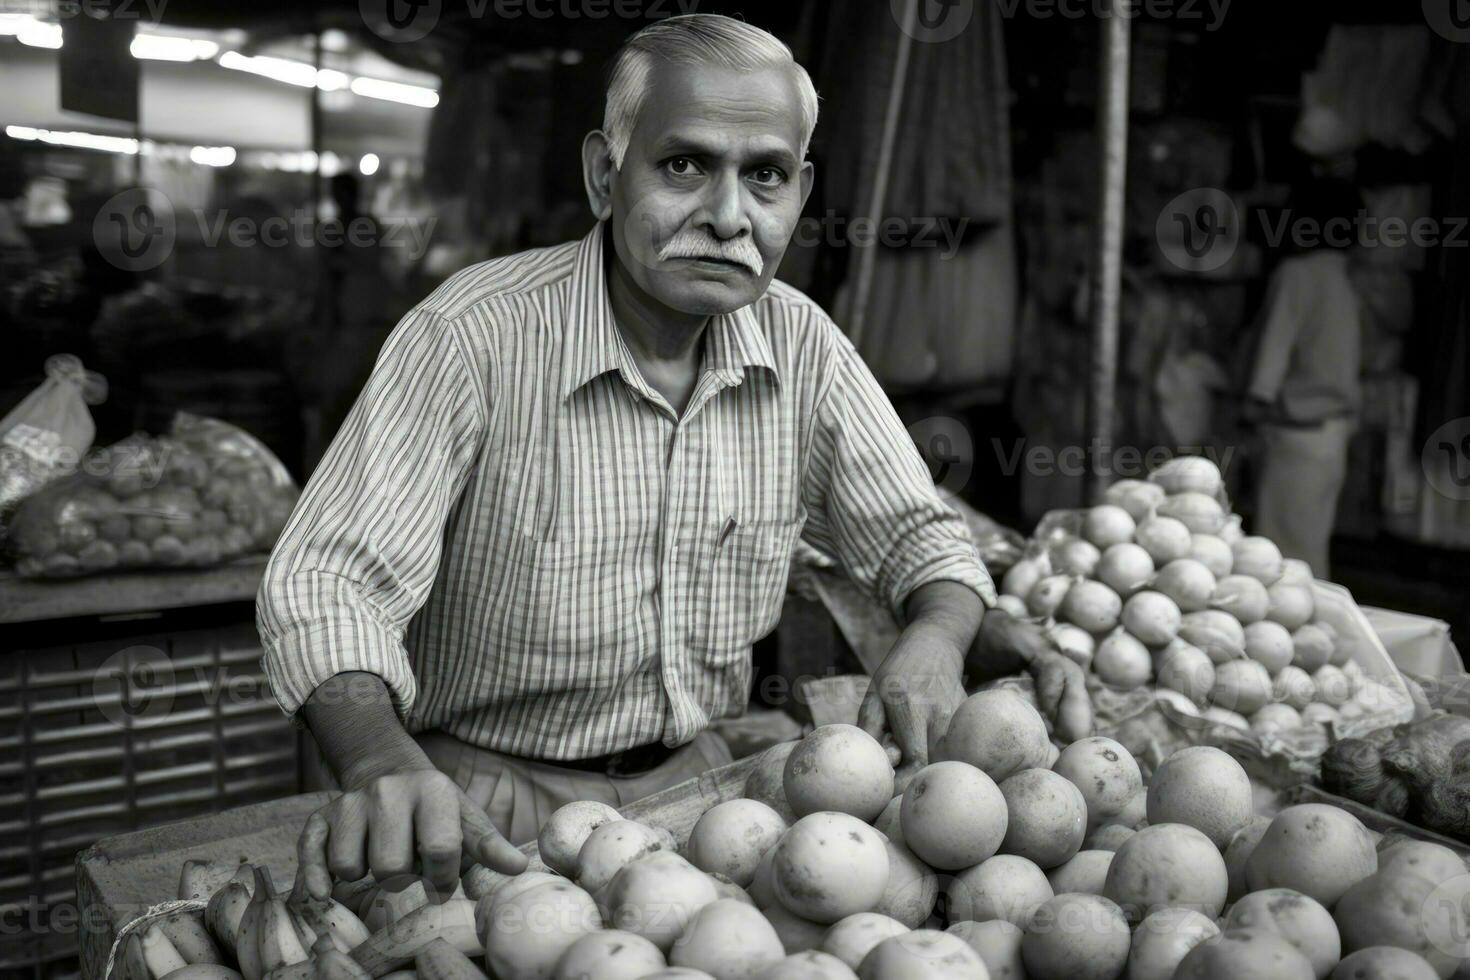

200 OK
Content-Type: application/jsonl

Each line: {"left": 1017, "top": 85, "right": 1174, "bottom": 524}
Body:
{"left": 602, "top": 14, "right": 819, "bottom": 169}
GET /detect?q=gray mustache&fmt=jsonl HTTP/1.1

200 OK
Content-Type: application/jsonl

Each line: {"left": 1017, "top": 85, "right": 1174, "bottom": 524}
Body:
{"left": 657, "top": 233, "right": 764, "bottom": 276}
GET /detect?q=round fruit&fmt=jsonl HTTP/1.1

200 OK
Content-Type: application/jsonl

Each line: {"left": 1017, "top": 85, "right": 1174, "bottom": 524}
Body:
{"left": 1116, "top": 791, "right": 1147, "bottom": 829}
{"left": 1334, "top": 870, "right": 1466, "bottom": 977}
{"left": 1293, "top": 624, "right": 1336, "bottom": 672}
{"left": 1097, "top": 543, "right": 1156, "bottom": 598}
{"left": 540, "top": 801, "right": 622, "bottom": 879}
{"left": 1121, "top": 591, "right": 1182, "bottom": 646}
{"left": 761, "top": 904, "right": 828, "bottom": 955}
{"left": 1156, "top": 492, "right": 1227, "bottom": 534}
{"left": 1189, "top": 533, "right": 1235, "bottom": 578}
{"left": 578, "top": 820, "right": 666, "bottom": 892}
{"left": 1060, "top": 580, "right": 1123, "bottom": 634}
{"left": 945, "top": 919, "right": 1023, "bottom": 979}
{"left": 1105, "top": 479, "right": 1167, "bottom": 521}
{"left": 1227, "top": 888, "right": 1340, "bottom": 979}
{"left": 994, "top": 594, "right": 1029, "bottom": 619}
{"left": 1268, "top": 583, "right": 1316, "bottom": 631}
{"left": 784, "top": 725, "right": 895, "bottom": 822}
{"left": 1246, "top": 804, "right": 1378, "bottom": 907}
{"left": 1313, "top": 665, "right": 1353, "bottom": 707}
{"left": 1156, "top": 639, "right": 1216, "bottom": 705}
{"left": 1224, "top": 816, "right": 1273, "bottom": 903}
{"left": 1245, "top": 620, "right": 1295, "bottom": 675}
{"left": 1052, "top": 538, "right": 1102, "bottom": 577}
{"left": 820, "top": 912, "right": 909, "bottom": 970}
{"left": 1027, "top": 574, "right": 1074, "bottom": 618}
{"left": 1021, "top": 893, "right": 1131, "bottom": 980}
{"left": 687, "top": 799, "right": 788, "bottom": 888}
{"left": 552, "top": 929, "right": 665, "bottom": 980}
{"left": 998, "top": 769, "right": 1087, "bottom": 869}
{"left": 1181, "top": 609, "right": 1247, "bottom": 660}
{"left": 1002, "top": 558, "right": 1047, "bottom": 599}
{"left": 1377, "top": 840, "right": 1467, "bottom": 887}
{"left": 669, "top": 899, "right": 785, "bottom": 979}
{"left": 1233, "top": 536, "right": 1285, "bottom": 584}
{"left": 1301, "top": 702, "right": 1340, "bottom": 729}
{"left": 873, "top": 797, "right": 903, "bottom": 844}
{"left": 1084, "top": 824, "right": 1135, "bottom": 852}
{"left": 1150, "top": 457, "right": 1224, "bottom": 498}
{"left": 1146, "top": 746, "right": 1253, "bottom": 848}
{"left": 1045, "top": 850, "right": 1112, "bottom": 896}
{"left": 1252, "top": 703, "right": 1303, "bottom": 734}
{"left": 1174, "top": 927, "right": 1316, "bottom": 979}
{"left": 1154, "top": 559, "right": 1217, "bottom": 613}
{"left": 1052, "top": 736, "right": 1142, "bottom": 827}
{"left": 745, "top": 741, "right": 800, "bottom": 824}
{"left": 1201, "top": 705, "right": 1251, "bottom": 732}
{"left": 1135, "top": 516, "right": 1193, "bottom": 564}
{"left": 1330, "top": 947, "right": 1440, "bottom": 980}
{"left": 483, "top": 879, "right": 601, "bottom": 980}
{"left": 1127, "top": 907, "right": 1221, "bottom": 980}
{"left": 874, "top": 840, "right": 938, "bottom": 929}
{"left": 947, "top": 854, "right": 1053, "bottom": 927}
{"left": 753, "top": 950, "right": 856, "bottom": 979}
{"left": 1275, "top": 665, "right": 1317, "bottom": 709}
{"left": 772, "top": 813, "right": 890, "bottom": 924}
{"left": 1083, "top": 505, "right": 1138, "bottom": 549}
{"left": 936, "top": 690, "right": 1051, "bottom": 782}
{"left": 749, "top": 848, "right": 779, "bottom": 908}
{"left": 900, "top": 762, "right": 1008, "bottom": 871}
{"left": 1212, "top": 574, "right": 1271, "bottom": 624}
{"left": 1103, "top": 822, "right": 1228, "bottom": 921}
{"left": 1045, "top": 623, "right": 1096, "bottom": 667}
{"left": 1093, "top": 630, "right": 1153, "bottom": 689}
{"left": 856, "top": 930, "right": 985, "bottom": 980}
{"left": 607, "top": 851, "right": 720, "bottom": 952}
{"left": 1213, "top": 659, "right": 1275, "bottom": 715}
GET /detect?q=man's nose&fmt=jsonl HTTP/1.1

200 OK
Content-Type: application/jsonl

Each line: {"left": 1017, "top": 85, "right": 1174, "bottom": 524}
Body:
{"left": 698, "top": 171, "right": 751, "bottom": 241}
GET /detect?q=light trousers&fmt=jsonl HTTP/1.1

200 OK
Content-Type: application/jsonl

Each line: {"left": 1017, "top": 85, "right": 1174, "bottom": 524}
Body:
{"left": 1254, "top": 417, "right": 1355, "bottom": 579}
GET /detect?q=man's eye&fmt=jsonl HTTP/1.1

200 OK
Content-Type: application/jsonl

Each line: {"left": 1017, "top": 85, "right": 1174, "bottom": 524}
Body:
{"left": 750, "top": 167, "right": 786, "bottom": 187}
{"left": 667, "top": 158, "right": 700, "bottom": 177}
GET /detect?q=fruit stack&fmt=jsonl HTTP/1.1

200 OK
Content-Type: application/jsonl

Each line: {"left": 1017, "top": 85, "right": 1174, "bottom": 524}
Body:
{"left": 995, "top": 457, "right": 1407, "bottom": 740}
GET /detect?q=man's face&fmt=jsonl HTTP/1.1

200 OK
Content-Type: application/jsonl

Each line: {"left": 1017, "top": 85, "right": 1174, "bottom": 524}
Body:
{"left": 606, "top": 60, "right": 813, "bottom": 317}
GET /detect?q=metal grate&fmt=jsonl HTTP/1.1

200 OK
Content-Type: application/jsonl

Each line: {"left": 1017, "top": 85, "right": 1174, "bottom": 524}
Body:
{"left": 0, "top": 615, "right": 300, "bottom": 977}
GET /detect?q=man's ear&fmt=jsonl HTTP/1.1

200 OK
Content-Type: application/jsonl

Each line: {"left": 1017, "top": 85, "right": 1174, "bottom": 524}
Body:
{"left": 798, "top": 160, "right": 815, "bottom": 213}
{"left": 582, "top": 130, "right": 616, "bottom": 222}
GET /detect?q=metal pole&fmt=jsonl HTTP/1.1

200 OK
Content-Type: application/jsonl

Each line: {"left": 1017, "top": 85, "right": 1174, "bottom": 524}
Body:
{"left": 1085, "top": 2, "right": 1131, "bottom": 504}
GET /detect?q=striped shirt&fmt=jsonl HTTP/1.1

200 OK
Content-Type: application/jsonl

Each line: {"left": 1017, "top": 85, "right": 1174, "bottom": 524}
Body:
{"left": 257, "top": 222, "right": 993, "bottom": 760}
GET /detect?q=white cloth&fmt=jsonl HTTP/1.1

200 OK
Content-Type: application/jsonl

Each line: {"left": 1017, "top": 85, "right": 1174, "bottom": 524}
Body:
{"left": 1255, "top": 418, "right": 1355, "bottom": 578}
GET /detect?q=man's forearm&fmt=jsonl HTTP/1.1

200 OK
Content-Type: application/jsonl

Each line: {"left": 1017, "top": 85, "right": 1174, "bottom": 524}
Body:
{"left": 900, "top": 580, "right": 985, "bottom": 674}
{"left": 302, "top": 671, "right": 433, "bottom": 791}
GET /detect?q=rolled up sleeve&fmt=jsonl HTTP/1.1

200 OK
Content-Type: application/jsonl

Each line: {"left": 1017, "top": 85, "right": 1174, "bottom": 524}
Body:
{"left": 257, "top": 308, "right": 486, "bottom": 720}
{"left": 801, "top": 340, "right": 996, "bottom": 621}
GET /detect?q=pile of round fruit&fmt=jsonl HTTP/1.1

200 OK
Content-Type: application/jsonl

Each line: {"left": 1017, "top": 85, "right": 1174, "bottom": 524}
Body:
{"left": 475, "top": 693, "right": 1469, "bottom": 979}
{"left": 994, "top": 457, "right": 1399, "bottom": 739}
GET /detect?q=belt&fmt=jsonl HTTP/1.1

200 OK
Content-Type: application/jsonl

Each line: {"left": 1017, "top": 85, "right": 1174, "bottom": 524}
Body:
{"left": 554, "top": 740, "right": 679, "bottom": 777}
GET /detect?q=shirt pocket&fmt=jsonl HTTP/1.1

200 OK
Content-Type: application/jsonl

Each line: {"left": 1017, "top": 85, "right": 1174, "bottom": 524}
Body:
{"left": 690, "top": 515, "right": 804, "bottom": 668}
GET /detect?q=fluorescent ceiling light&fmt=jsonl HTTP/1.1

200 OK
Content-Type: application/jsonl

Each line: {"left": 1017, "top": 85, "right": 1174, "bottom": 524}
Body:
{"left": 218, "top": 50, "right": 318, "bottom": 87}
{"left": 189, "top": 145, "right": 236, "bottom": 167}
{"left": 132, "top": 33, "right": 219, "bottom": 62}
{"left": 6, "top": 125, "right": 141, "bottom": 154}
{"left": 18, "top": 18, "right": 62, "bottom": 49}
{"left": 350, "top": 76, "right": 438, "bottom": 108}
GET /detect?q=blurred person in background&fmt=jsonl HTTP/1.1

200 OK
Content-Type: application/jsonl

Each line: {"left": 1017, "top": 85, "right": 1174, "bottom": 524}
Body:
{"left": 1244, "top": 177, "right": 1365, "bottom": 577}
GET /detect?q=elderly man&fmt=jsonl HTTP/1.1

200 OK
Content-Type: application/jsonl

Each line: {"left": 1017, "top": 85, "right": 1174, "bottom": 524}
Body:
{"left": 262, "top": 14, "right": 1089, "bottom": 900}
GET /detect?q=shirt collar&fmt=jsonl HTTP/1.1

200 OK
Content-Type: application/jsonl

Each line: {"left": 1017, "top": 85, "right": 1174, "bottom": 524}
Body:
{"left": 559, "top": 221, "right": 780, "bottom": 402}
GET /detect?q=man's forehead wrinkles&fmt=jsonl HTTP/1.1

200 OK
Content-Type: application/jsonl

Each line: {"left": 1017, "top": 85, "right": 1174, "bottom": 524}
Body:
{"left": 651, "top": 128, "right": 798, "bottom": 162}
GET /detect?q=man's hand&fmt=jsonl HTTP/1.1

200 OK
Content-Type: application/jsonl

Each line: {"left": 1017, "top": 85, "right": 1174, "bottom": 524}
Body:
{"left": 295, "top": 767, "right": 527, "bottom": 902}
{"left": 975, "top": 609, "right": 1093, "bottom": 742}
{"left": 857, "top": 627, "right": 968, "bottom": 779}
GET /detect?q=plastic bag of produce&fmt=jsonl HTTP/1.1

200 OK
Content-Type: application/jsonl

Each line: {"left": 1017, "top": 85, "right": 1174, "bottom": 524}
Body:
{"left": 6, "top": 413, "right": 298, "bottom": 577}
{"left": 0, "top": 354, "right": 106, "bottom": 545}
